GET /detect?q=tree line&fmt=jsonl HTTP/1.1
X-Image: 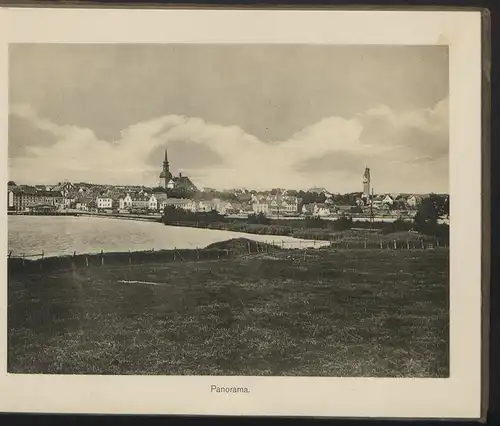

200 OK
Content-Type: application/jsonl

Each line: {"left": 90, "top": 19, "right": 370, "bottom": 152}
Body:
{"left": 162, "top": 193, "right": 449, "bottom": 239}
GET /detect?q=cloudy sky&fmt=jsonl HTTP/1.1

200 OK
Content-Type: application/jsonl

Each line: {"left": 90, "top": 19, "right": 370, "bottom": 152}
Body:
{"left": 8, "top": 44, "right": 448, "bottom": 193}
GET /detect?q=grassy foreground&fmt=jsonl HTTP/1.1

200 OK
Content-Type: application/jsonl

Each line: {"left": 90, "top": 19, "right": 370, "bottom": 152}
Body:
{"left": 8, "top": 246, "right": 449, "bottom": 377}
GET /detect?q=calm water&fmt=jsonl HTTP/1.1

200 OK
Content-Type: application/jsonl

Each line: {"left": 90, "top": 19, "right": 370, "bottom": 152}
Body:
{"left": 8, "top": 216, "right": 327, "bottom": 258}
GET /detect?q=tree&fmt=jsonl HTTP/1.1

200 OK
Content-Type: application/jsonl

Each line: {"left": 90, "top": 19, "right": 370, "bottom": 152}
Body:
{"left": 333, "top": 216, "right": 353, "bottom": 231}
{"left": 391, "top": 199, "right": 407, "bottom": 211}
{"left": 413, "top": 194, "right": 449, "bottom": 238}
{"left": 152, "top": 186, "right": 166, "bottom": 193}
{"left": 167, "top": 188, "right": 196, "bottom": 199}
{"left": 297, "top": 191, "right": 326, "bottom": 205}
{"left": 304, "top": 215, "right": 326, "bottom": 229}
{"left": 443, "top": 196, "right": 449, "bottom": 216}
{"left": 414, "top": 197, "right": 438, "bottom": 229}
{"left": 7, "top": 181, "right": 16, "bottom": 186}
{"left": 247, "top": 212, "right": 270, "bottom": 225}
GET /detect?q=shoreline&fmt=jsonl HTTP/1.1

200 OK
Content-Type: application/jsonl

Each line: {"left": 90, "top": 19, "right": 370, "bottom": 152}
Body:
{"left": 7, "top": 239, "right": 279, "bottom": 275}
{"left": 8, "top": 215, "right": 449, "bottom": 261}
{"left": 8, "top": 236, "right": 449, "bottom": 277}
{"left": 9, "top": 209, "right": 448, "bottom": 225}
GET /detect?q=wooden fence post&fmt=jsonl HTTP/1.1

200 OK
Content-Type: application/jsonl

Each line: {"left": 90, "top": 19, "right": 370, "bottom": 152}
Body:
{"left": 196, "top": 247, "right": 200, "bottom": 260}
{"left": 129, "top": 249, "right": 132, "bottom": 265}
{"left": 85, "top": 255, "right": 89, "bottom": 268}
{"left": 22, "top": 253, "right": 25, "bottom": 268}
{"left": 247, "top": 241, "right": 251, "bottom": 255}
{"left": 40, "top": 250, "right": 44, "bottom": 270}
{"left": 101, "top": 250, "right": 104, "bottom": 266}
{"left": 406, "top": 240, "right": 410, "bottom": 250}
{"left": 421, "top": 240, "right": 425, "bottom": 249}
{"left": 393, "top": 240, "right": 397, "bottom": 249}
{"left": 8, "top": 251, "right": 11, "bottom": 260}
{"left": 380, "top": 241, "right": 383, "bottom": 249}
{"left": 173, "top": 247, "right": 176, "bottom": 260}
{"left": 364, "top": 240, "right": 367, "bottom": 249}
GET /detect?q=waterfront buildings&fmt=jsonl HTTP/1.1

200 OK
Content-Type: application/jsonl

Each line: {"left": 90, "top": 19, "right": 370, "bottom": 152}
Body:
{"left": 8, "top": 187, "right": 64, "bottom": 212}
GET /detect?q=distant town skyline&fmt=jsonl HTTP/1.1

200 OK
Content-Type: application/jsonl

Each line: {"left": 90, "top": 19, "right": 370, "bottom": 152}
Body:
{"left": 9, "top": 44, "right": 449, "bottom": 193}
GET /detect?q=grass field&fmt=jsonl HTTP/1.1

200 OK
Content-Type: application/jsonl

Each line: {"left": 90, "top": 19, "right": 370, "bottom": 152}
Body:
{"left": 8, "top": 246, "right": 449, "bottom": 377}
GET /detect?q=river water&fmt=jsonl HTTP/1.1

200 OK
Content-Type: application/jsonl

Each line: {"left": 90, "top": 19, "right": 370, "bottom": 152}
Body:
{"left": 8, "top": 216, "right": 328, "bottom": 258}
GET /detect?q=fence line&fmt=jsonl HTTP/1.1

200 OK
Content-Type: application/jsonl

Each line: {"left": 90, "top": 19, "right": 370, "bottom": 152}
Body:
{"left": 8, "top": 237, "right": 448, "bottom": 268}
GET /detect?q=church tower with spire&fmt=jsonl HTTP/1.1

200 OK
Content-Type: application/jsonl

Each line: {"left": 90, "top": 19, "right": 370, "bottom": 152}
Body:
{"left": 159, "top": 147, "right": 172, "bottom": 190}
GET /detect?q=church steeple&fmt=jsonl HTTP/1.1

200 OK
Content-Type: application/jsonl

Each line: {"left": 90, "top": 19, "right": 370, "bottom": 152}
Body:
{"left": 159, "top": 147, "right": 172, "bottom": 190}
{"left": 163, "top": 148, "right": 169, "bottom": 175}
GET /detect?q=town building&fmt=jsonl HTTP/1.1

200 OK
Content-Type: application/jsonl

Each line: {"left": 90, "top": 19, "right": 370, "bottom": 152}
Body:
{"left": 308, "top": 187, "right": 333, "bottom": 199}
{"left": 148, "top": 193, "right": 169, "bottom": 211}
{"left": 382, "top": 194, "right": 394, "bottom": 206}
{"left": 224, "top": 201, "right": 244, "bottom": 215}
{"left": 51, "top": 181, "right": 76, "bottom": 197}
{"left": 406, "top": 194, "right": 422, "bottom": 208}
{"left": 163, "top": 198, "right": 197, "bottom": 212}
{"left": 197, "top": 199, "right": 218, "bottom": 212}
{"left": 75, "top": 196, "right": 93, "bottom": 211}
{"left": 96, "top": 195, "right": 114, "bottom": 210}
{"left": 9, "top": 187, "right": 64, "bottom": 211}
{"left": 252, "top": 191, "right": 299, "bottom": 216}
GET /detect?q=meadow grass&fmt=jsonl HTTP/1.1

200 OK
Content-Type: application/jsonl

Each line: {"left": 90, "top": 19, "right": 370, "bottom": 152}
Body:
{"left": 8, "top": 248, "right": 448, "bottom": 377}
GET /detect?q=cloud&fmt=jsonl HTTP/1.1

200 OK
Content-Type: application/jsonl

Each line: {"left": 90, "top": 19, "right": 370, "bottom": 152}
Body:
{"left": 8, "top": 98, "right": 449, "bottom": 192}
{"left": 357, "top": 97, "right": 449, "bottom": 158}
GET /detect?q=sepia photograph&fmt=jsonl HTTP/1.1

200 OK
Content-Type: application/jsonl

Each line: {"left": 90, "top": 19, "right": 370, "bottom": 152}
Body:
{"left": 7, "top": 43, "right": 450, "bottom": 378}
{"left": 0, "top": 7, "right": 484, "bottom": 419}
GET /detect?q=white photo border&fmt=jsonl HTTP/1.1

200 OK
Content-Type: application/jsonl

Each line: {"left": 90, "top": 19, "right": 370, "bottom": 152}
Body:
{"left": 0, "top": 7, "right": 483, "bottom": 419}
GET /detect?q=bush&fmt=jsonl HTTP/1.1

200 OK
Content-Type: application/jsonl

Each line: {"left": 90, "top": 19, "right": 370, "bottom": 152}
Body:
{"left": 247, "top": 212, "right": 271, "bottom": 225}
{"left": 163, "top": 206, "right": 224, "bottom": 225}
{"left": 413, "top": 196, "right": 450, "bottom": 238}
{"left": 380, "top": 219, "right": 414, "bottom": 235}
{"left": 333, "top": 216, "right": 353, "bottom": 231}
{"left": 304, "top": 215, "right": 326, "bottom": 229}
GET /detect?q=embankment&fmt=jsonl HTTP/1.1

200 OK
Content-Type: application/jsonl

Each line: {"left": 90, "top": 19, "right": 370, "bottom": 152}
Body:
{"left": 7, "top": 238, "right": 277, "bottom": 276}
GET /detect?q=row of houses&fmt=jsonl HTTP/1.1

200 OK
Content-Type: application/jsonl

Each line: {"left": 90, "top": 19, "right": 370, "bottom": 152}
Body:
{"left": 360, "top": 194, "right": 423, "bottom": 208}
{"left": 74, "top": 192, "right": 254, "bottom": 215}
{"left": 251, "top": 193, "right": 300, "bottom": 216}
{"left": 7, "top": 181, "right": 431, "bottom": 217}
{"left": 7, "top": 184, "right": 248, "bottom": 215}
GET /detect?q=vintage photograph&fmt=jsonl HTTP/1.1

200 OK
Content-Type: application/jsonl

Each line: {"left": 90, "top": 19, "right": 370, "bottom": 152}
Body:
{"left": 7, "top": 43, "right": 450, "bottom": 378}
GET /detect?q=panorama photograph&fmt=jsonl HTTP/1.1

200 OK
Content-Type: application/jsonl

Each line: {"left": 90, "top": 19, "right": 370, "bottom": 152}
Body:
{"left": 7, "top": 44, "right": 449, "bottom": 377}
